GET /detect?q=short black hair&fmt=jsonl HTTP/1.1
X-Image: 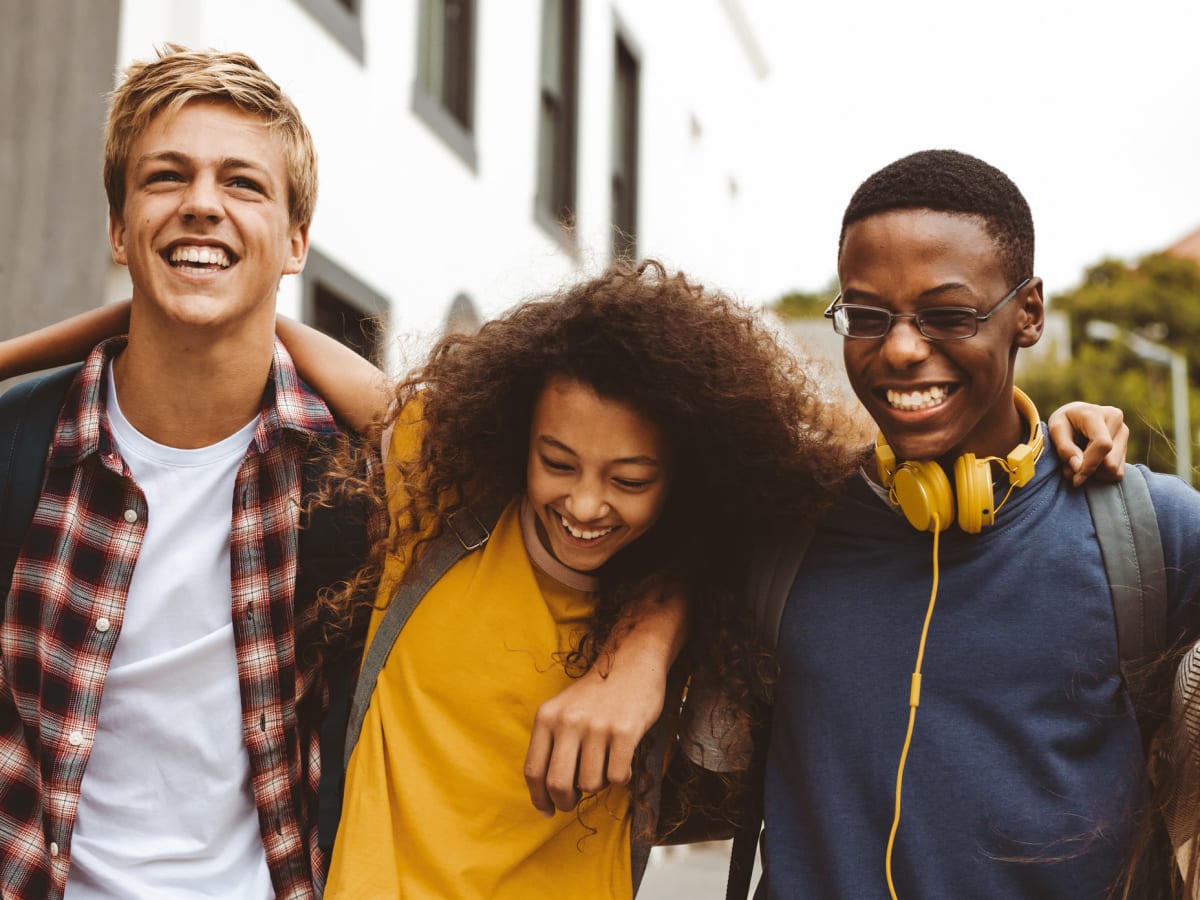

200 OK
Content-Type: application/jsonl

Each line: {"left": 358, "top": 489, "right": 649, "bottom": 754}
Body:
{"left": 839, "top": 149, "right": 1035, "bottom": 286}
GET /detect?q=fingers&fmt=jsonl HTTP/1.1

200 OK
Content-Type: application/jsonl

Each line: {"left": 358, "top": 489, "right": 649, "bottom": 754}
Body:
{"left": 525, "top": 701, "right": 649, "bottom": 815}
{"left": 604, "top": 723, "right": 639, "bottom": 789}
{"left": 523, "top": 715, "right": 557, "bottom": 818}
{"left": 543, "top": 724, "right": 584, "bottom": 813}
{"left": 1047, "top": 402, "right": 1128, "bottom": 486}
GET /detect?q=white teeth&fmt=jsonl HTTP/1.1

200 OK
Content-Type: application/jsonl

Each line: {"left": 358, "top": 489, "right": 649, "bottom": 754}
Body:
{"left": 560, "top": 515, "right": 615, "bottom": 541}
{"left": 886, "top": 385, "right": 949, "bottom": 411}
{"left": 169, "top": 245, "right": 231, "bottom": 268}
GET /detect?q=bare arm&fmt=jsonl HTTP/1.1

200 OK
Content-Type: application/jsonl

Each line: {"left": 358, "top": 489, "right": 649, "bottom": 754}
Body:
{"left": 523, "top": 592, "right": 689, "bottom": 815}
{"left": 0, "top": 301, "right": 131, "bottom": 381}
{"left": 273, "top": 315, "right": 393, "bottom": 432}
{"left": 1046, "top": 401, "right": 1129, "bottom": 486}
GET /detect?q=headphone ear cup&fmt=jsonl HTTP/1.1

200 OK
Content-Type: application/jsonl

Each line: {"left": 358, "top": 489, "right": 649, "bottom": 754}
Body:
{"left": 891, "top": 461, "right": 954, "bottom": 533}
{"left": 954, "top": 454, "right": 995, "bottom": 534}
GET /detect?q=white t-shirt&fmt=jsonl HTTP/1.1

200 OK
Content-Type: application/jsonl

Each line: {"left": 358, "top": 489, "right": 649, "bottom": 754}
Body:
{"left": 64, "top": 366, "right": 272, "bottom": 898}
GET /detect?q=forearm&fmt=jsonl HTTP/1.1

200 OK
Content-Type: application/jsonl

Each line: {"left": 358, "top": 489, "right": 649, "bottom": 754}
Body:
{"left": 603, "top": 591, "right": 689, "bottom": 676}
{"left": 0, "top": 301, "right": 130, "bottom": 381}
{"left": 274, "top": 315, "right": 393, "bottom": 433}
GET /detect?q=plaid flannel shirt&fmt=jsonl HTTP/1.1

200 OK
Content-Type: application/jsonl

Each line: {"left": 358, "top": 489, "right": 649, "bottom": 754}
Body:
{"left": 0, "top": 338, "right": 343, "bottom": 899}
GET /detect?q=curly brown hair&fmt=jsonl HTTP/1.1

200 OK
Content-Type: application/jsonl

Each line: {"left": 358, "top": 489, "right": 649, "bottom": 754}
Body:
{"left": 324, "top": 258, "right": 860, "bottom": 824}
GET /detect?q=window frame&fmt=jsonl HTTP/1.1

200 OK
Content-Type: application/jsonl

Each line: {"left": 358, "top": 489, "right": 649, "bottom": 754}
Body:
{"left": 533, "top": 0, "right": 581, "bottom": 247}
{"left": 292, "top": 0, "right": 365, "bottom": 63}
{"left": 300, "top": 247, "right": 390, "bottom": 364}
{"left": 413, "top": 0, "right": 478, "bottom": 170}
{"left": 610, "top": 26, "right": 641, "bottom": 261}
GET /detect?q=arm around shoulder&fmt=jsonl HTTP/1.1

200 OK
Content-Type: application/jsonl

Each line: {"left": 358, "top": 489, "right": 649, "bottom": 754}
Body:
{"left": 274, "top": 315, "right": 394, "bottom": 433}
{"left": 0, "top": 302, "right": 130, "bottom": 382}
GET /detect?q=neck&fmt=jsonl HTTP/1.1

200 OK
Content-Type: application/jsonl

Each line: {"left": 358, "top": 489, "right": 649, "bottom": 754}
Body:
{"left": 113, "top": 316, "right": 275, "bottom": 449}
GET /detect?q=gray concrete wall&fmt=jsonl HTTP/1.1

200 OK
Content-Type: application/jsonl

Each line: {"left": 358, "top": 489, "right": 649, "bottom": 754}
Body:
{"left": 0, "top": 0, "right": 121, "bottom": 337}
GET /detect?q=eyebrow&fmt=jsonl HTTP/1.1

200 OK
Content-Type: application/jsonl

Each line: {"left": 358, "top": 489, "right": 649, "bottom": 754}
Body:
{"left": 134, "top": 151, "right": 273, "bottom": 178}
{"left": 843, "top": 282, "right": 976, "bottom": 306}
{"left": 537, "top": 435, "right": 661, "bottom": 467}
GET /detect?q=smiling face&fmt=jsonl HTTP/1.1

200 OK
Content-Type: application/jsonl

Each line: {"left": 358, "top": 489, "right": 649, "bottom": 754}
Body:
{"left": 525, "top": 376, "right": 671, "bottom": 573}
{"left": 838, "top": 209, "right": 1043, "bottom": 462}
{"left": 108, "top": 99, "right": 308, "bottom": 335}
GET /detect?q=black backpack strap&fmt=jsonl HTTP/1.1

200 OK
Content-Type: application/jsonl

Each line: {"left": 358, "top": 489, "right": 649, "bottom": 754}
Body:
{"left": 749, "top": 523, "right": 814, "bottom": 650}
{"left": 293, "top": 437, "right": 374, "bottom": 860}
{"left": 630, "top": 661, "right": 689, "bottom": 894}
{"left": 726, "top": 715, "right": 771, "bottom": 900}
{"left": 0, "top": 365, "right": 82, "bottom": 599}
{"left": 342, "top": 501, "right": 505, "bottom": 769}
{"left": 723, "top": 526, "right": 815, "bottom": 900}
{"left": 1085, "top": 467, "right": 1167, "bottom": 664}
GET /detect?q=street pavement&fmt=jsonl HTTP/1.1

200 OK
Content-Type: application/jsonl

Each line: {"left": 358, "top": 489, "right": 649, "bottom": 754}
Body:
{"left": 638, "top": 841, "right": 762, "bottom": 899}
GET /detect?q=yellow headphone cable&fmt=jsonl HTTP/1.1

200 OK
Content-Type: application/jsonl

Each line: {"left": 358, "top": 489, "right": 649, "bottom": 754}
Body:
{"left": 885, "top": 516, "right": 942, "bottom": 900}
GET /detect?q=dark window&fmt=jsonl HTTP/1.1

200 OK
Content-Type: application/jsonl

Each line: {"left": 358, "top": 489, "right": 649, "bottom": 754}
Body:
{"left": 313, "top": 285, "right": 383, "bottom": 362}
{"left": 292, "top": 0, "right": 364, "bottom": 62}
{"left": 413, "top": 0, "right": 477, "bottom": 167}
{"left": 611, "top": 36, "right": 640, "bottom": 260}
{"left": 534, "top": 0, "right": 580, "bottom": 236}
{"left": 301, "top": 248, "right": 389, "bottom": 364}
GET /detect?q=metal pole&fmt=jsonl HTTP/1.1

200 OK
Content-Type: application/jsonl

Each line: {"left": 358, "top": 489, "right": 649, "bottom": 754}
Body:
{"left": 1085, "top": 320, "right": 1192, "bottom": 481}
{"left": 1170, "top": 350, "right": 1192, "bottom": 480}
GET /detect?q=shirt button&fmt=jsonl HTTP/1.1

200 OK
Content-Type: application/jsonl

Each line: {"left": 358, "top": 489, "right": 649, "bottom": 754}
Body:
{"left": 95, "top": 618, "right": 111, "bottom": 633}
{"left": 123, "top": 509, "right": 138, "bottom": 524}
{"left": 49, "top": 842, "right": 59, "bottom": 857}
{"left": 68, "top": 731, "right": 84, "bottom": 746}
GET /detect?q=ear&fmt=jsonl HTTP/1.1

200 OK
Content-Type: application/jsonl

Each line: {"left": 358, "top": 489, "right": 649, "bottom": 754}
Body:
{"left": 282, "top": 222, "right": 310, "bottom": 275}
{"left": 1014, "top": 277, "right": 1044, "bottom": 349}
{"left": 108, "top": 209, "right": 128, "bottom": 266}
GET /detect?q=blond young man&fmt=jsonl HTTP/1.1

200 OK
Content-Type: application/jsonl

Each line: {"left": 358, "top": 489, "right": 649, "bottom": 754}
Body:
{"left": 0, "top": 47, "right": 350, "bottom": 899}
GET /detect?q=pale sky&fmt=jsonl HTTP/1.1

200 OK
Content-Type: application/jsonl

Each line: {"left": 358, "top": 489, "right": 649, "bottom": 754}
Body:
{"left": 734, "top": 0, "right": 1200, "bottom": 303}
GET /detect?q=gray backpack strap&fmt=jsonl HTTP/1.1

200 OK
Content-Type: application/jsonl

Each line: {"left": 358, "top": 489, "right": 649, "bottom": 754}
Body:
{"left": 748, "top": 522, "right": 815, "bottom": 651}
{"left": 343, "top": 502, "right": 504, "bottom": 768}
{"left": 1085, "top": 466, "right": 1167, "bottom": 664}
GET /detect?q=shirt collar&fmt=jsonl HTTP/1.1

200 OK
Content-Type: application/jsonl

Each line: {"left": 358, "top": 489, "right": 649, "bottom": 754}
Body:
{"left": 48, "top": 336, "right": 339, "bottom": 470}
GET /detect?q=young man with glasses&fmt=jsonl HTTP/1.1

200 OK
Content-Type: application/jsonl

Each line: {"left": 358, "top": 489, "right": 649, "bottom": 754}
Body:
{"left": 753, "top": 150, "right": 1200, "bottom": 898}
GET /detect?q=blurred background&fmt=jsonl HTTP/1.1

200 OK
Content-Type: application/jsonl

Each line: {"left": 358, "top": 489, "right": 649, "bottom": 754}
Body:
{"left": 2, "top": 0, "right": 1198, "bottom": 483}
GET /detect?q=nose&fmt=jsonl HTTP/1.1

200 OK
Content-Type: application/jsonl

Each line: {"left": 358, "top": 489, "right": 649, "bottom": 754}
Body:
{"left": 879, "top": 317, "right": 931, "bottom": 370}
{"left": 564, "top": 478, "right": 610, "bottom": 523}
{"left": 179, "top": 174, "right": 223, "bottom": 223}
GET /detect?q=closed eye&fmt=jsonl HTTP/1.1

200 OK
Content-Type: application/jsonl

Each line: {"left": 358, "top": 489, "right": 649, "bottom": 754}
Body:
{"left": 540, "top": 456, "right": 573, "bottom": 473}
{"left": 146, "top": 170, "right": 184, "bottom": 185}
{"left": 614, "top": 477, "right": 653, "bottom": 490}
{"left": 230, "top": 176, "right": 264, "bottom": 193}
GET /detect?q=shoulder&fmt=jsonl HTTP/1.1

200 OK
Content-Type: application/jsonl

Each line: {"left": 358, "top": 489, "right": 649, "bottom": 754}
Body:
{"left": 1136, "top": 465, "right": 1200, "bottom": 533}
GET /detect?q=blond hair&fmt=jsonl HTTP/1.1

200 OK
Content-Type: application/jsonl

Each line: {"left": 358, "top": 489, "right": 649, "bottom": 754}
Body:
{"left": 104, "top": 44, "right": 318, "bottom": 227}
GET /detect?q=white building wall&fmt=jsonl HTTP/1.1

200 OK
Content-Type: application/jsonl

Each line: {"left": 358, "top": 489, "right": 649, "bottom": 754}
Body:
{"left": 112, "top": 0, "right": 776, "bottom": 368}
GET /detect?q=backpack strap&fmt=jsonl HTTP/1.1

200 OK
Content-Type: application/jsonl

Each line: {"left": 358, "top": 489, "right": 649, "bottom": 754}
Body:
{"left": 0, "top": 365, "right": 83, "bottom": 599}
{"left": 724, "top": 525, "right": 816, "bottom": 900}
{"left": 343, "top": 501, "right": 505, "bottom": 769}
{"left": 630, "top": 661, "right": 688, "bottom": 893}
{"left": 748, "top": 523, "right": 814, "bottom": 650}
{"left": 293, "top": 436, "right": 374, "bottom": 859}
{"left": 1084, "top": 466, "right": 1167, "bottom": 665}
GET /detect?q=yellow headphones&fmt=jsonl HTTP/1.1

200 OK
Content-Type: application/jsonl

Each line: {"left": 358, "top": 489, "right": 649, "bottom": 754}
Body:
{"left": 874, "top": 388, "right": 1045, "bottom": 534}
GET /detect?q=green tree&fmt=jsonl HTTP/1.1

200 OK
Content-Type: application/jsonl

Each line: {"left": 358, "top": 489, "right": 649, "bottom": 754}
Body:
{"left": 1021, "top": 253, "right": 1200, "bottom": 485}
{"left": 769, "top": 280, "right": 838, "bottom": 320}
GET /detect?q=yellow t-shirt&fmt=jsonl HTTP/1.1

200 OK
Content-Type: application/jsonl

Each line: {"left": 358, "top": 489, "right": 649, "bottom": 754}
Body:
{"left": 325, "top": 423, "right": 633, "bottom": 899}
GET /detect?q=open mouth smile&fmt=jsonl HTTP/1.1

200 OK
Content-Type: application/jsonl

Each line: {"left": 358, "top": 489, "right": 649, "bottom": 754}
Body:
{"left": 882, "top": 383, "right": 957, "bottom": 412}
{"left": 558, "top": 513, "right": 616, "bottom": 542}
{"left": 164, "top": 243, "right": 236, "bottom": 274}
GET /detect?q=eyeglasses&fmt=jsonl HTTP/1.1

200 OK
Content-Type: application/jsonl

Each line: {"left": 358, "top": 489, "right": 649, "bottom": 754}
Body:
{"left": 824, "top": 278, "right": 1032, "bottom": 341}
